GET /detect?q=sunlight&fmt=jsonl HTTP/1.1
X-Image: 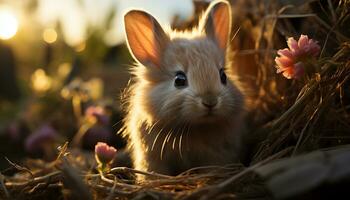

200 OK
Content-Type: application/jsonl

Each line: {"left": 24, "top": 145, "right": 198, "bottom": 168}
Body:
{"left": 0, "top": 8, "right": 18, "bottom": 40}
{"left": 31, "top": 69, "right": 52, "bottom": 93}
{"left": 43, "top": 28, "right": 57, "bottom": 43}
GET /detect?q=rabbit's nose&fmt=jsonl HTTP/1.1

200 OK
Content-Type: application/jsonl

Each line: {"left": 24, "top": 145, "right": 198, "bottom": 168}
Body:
{"left": 201, "top": 96, "right": 218, "bottom": 109}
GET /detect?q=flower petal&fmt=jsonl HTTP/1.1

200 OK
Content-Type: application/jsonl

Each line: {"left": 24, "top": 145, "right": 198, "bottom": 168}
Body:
{"left": 282, "top": 67, "right": 294, "bottom": 79}
{"left": 276, "top": 67, "right": 283, "bottom": 73}
{"left": 298, "top": 34, "right": 309, "bottom": 49}
{"left": 275, "top": 56, "right": 294, "bottom": 69}
{"left": 287, "top": 37, "right": 299, "bottom": 52}
{"left": 307, "top": 40, "right": 321, "bottom": 57}
{"left": 95, "top": 142, "right": 117, "bottom": 164}
{"left": 277, "top": 48, "right": 294, "bottom": 59}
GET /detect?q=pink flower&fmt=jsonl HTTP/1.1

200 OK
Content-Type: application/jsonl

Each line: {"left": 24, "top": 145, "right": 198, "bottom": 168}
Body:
{"left": 275, "top": 34, "right": 320, "bottom": 79}
{"left": 287, "top": 35, "right": 320, "bottom": 57}
{"left": 277, "top": 62, "right": 305, "bottom": 79}
{"left": 95, "top": 142, "right": 117, "bottom": 164}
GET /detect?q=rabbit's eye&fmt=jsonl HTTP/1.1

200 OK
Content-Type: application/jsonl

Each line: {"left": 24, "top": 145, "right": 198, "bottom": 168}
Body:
{"left": 220, "top": 68, "right": 227, "bottom": 85}
{"left": 174, "top": 71, "right": 187, "bottom": 88}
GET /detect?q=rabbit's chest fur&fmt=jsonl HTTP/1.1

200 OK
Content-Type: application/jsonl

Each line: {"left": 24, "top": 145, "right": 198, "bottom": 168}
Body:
{"left": 131, "top": 117, "right": 243, "bottom": 175}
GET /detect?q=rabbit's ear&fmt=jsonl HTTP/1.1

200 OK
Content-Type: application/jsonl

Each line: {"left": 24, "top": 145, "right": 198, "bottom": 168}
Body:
{"left": 202, "top": 1, "right": 231, "bottom": 53}
{"left": 124, "top": 10, "right": 169, "bottom": 68}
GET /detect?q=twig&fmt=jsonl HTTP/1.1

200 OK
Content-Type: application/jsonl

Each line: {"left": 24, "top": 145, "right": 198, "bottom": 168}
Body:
{"left": 178, "top": 164, "right": 243, "bottom": 176}
{"left": 56, "top": 142, "right": 69, "bottom": 161}
{"left": 5, "top": 157, "right": 33, "bottom": 178}
{"left": 92, "top": 184, "right": 133, "bottom": 196}
{"left": 327, "top": 0, "right": 337, "bottom": 23}
{"left": 0, "top": 173, "right": 10, "bottom": 199}
{"left": 230, "top": 26, "right": 241, "bottom": 42}
{"left": 271, "top": 81, "right": 318, "bottom": 128}
{"left": 5, "top": 171, "right": 61, "bottom": 188}
{"left": 265, "top": 13, "right": 316, "bottom": 19}
{"left": 110, "top": 167, "right": 172, "bottom": 179}
{"left": 106, "top": 175, "right": 117, "bottom": 200}
{"left": 314, "top": 15, "right": 349, "bottom": 42}
{"left": 236, "top": 49, "right": 276, "bottom": 55}
{"left": 99, "top": 172, "right": 140, "bottom": 190}
{"left": 292, "top": 105, "right": 319, "bottom": 156}
{"left": 184, "top": 147, "right": 292, "bottom": 200}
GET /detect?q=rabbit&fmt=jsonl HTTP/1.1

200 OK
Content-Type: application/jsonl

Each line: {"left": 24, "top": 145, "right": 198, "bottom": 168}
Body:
{"left": 121, "top": 0, "right": 246, "bottom": 176}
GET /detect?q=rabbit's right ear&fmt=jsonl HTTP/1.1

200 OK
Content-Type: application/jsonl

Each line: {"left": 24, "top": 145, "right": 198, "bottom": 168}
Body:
{"left": 202, "top": 1, "right": 231, "bottom": 55}
{"left": 124, "top": 10, "right": 169, "bottom": 68}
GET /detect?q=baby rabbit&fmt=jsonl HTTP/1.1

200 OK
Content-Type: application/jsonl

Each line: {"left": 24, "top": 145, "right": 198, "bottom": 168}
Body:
{"left": 122, "top": 0, "right": 245, "bottom": 176}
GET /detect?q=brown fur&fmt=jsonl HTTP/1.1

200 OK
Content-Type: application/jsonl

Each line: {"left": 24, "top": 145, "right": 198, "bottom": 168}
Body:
{"left": 122, "top": 0, "right": 246, "bottom": 176}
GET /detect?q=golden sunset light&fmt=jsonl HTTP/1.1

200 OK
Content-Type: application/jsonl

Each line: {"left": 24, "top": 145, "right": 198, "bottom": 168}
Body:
{"left": 0, "top": 1, "right": 349, "bottom": 199}
{"left": 43, "top": 28, "right": 57, "bottom": 43}
{"left": 0, "top": 8, "right": 18, "bottom": 40}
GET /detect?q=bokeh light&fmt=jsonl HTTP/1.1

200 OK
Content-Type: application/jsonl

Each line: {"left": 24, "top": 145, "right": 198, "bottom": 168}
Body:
{"left": 43, "top": 28, "right": 57, "bottom": 43}
{"left": 0, "top": 8, "right": 18, "bottom": 40}
{"left": 57, "top": 63, "right": 72, "bottom": 78}
{"left": 75, "top": 42, "right": 86, "bottom": 52}
{"left": 31, "top": 69, "right": 52, "bottom": 93}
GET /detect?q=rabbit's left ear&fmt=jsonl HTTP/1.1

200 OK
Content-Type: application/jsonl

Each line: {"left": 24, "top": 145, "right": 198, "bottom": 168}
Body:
{"left": 124, "top": 10, "right": 169, "bottom": 68}
{"left": 202, "top": 1, "right": 232, "bottom": 53}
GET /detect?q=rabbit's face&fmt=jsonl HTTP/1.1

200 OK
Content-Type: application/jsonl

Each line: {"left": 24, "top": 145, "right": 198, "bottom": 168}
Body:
{"left": 124, "top": 1, "right": 244, "bottom": 125}
{"left": 144, "top": 38, "right": 243, "bottom": 124}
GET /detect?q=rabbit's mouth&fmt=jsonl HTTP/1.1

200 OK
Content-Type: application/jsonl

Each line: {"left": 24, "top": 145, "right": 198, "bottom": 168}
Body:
{"left": 191, "top": 115, "right": 224, "bottom": 126}
{"left": 204, "top": 109, "right": 215, "bottom": 117}
{"left": 197, "top": 110, "right": 221, "bottom": 122}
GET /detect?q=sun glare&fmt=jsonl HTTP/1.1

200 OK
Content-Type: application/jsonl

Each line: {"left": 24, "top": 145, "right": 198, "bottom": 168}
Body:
{"left": 0, "top": 8, "right": 18, "bottom": 40}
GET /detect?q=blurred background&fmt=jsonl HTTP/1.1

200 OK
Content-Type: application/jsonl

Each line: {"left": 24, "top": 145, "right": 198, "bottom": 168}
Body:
{"left": 0, "top": 0, "right": 203, "bottom": 167}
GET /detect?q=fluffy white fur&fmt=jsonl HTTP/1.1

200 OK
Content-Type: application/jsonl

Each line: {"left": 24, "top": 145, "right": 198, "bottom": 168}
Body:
{"left": 122, "top": 0, "right": 246, "bottom": 176}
